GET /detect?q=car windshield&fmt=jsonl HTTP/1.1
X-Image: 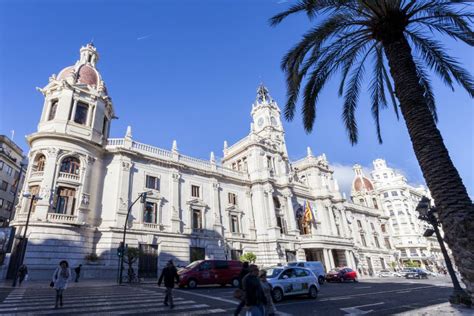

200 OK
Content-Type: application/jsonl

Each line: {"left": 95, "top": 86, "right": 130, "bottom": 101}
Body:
{"left": 185, "top": 260, "right": 203, "bottom": 270}
{"left": 266, "top": 268, "right": 283, "bottom": 279}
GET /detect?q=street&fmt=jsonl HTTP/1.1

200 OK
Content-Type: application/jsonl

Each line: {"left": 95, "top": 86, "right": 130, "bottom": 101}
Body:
{"left": 0, "top": 276, "right": 457, "bottom": 315}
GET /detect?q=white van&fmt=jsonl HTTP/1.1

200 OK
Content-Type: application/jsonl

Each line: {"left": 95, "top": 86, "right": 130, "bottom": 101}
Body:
{"left": 288, "top": 261, "right": 326, "bottom": 284}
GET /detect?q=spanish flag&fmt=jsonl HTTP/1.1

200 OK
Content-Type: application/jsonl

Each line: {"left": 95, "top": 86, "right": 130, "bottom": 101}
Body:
{"left": 304, "top": 200, "right": 314, "bottom": 223}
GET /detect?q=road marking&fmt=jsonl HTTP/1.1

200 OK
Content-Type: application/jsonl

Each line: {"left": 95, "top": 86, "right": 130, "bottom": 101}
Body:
{"left": 340, "top": 302, "right": 384, "bottom": 315}
{"left": 174, "top": 289, "right": 239, "bottom": 305}
{"left": 396, "top": 291, "right": 411, "bottom": 294}
{"left": 354, "top": 286, "right": 372, "bottom": 289}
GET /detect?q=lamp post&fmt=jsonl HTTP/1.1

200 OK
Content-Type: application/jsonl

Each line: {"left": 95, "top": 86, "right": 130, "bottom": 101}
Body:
{"left": 118, "top": 191, "right": 152, "bottom": 285}
{"left": 416, "top": 196, "right": 472, "bottom": 307}
{"left": 12, "top": 192, "right": 41, "bottom": 286}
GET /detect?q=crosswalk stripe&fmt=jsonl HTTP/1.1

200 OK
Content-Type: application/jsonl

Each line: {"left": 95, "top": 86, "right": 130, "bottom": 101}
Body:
{"left": 112, "top": 303, "right": 212, "bottom": 315}
{"left": 0, "top": 296, "right": 186, "bottom": 312}
{"left": 172, "top": 308, "right": 228, "bottom": 315}
{"left": 33, "top": 300, "right": 199, "bottom": 315}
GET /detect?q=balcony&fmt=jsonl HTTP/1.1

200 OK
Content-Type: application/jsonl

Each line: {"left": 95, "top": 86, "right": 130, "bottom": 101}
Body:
{"left": 143, "top": 222, "right": 163, "bottom": 231}
{"left": 47, "top": 213, "right": 78, "bottom": 224}
{"left": 30, "top": 171, "right": 44, "bottom": 179}
{"left": 57, "top": 172, "right": 80, "bottom": 182}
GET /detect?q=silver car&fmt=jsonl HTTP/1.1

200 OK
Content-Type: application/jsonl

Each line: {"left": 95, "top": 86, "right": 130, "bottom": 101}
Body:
{"left": 265, "top": 266, "right": 320, "bottom": 303}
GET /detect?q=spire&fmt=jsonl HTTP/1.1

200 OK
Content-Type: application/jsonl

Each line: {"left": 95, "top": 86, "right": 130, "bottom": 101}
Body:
{"left": 255, "top": 84, "right": 274, "bottom": 105}
{"left": 307, "top": 146, "right": 313, "bottom": 158}
{"left": 223, "top": 140, "right": 228, "bottom": 150}
{"left": 125, "top": 126, "right": 133, "bottom": 139}
{"left": 172, "top": 140, "right": 178, "bottom": 153}
{"left": 79, "top": 43, "right": 99, "bottom": 67}
{"left": 210, "top": 151, "right": 216, "bottom": 164}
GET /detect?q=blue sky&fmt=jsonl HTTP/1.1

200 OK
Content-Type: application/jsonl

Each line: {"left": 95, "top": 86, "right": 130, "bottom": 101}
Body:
{"left": 0, "top": 0, "right": 472, "bottom": 197}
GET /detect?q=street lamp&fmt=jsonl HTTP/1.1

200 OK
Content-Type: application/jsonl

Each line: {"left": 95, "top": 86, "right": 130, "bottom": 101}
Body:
{"left": 118, "top": 190, "right": 152, "bottom": 285}
{"left": 12, "top": 191, "right": 42, "bottom": 286}
{"left": 416, "top": 196, "right": 472, "bottom": 307}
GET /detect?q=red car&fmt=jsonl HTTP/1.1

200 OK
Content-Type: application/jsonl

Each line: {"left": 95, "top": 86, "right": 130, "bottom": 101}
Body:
{"left": 177, "top": 260, "right": 243, "bottom": 288}
{"left": 325, "top": 267, "right": 358, "bottom": 283}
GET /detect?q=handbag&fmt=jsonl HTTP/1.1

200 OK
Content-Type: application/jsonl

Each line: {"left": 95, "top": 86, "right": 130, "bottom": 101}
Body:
{"left": 49, "top": 281, "right": 54, "bottom": 287}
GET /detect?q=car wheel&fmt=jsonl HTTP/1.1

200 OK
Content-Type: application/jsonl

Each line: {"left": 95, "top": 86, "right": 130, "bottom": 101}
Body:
{"left": 318, "top": 276, "right": 325, "bottom": 285}
{"left": 231, "top": 278, "right": 240, "bottom": 288}
{"left": 187, "top": 279, "right": 198, "bottom": 289}
{"left": 308, "top": 286, "right": 318, "bottom": 299}
{"left": 272, "top": 288, "right": 284, "bottom": 303}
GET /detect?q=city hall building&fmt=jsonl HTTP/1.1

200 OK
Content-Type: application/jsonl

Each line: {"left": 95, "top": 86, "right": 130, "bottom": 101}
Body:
{"left": 5, "top": 44, "right": 425, "bottom": 280}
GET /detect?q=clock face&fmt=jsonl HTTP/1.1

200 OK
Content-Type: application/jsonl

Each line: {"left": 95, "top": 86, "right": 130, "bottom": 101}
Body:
{"left": 271, "top": 116, "right": 277, "bottom": 126}
{"left": 258, "top": 117, "right": 264, "bottom": 127}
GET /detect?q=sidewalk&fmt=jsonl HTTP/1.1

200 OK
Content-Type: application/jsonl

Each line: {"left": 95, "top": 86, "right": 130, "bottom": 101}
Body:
{"left": 395, "top": 302, "right": 472, "bottom": 315}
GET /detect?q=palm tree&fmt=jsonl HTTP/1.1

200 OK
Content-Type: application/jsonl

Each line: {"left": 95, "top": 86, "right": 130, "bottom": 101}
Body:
{"left": 270, "top": 0, "right": 474, "bottom": 296}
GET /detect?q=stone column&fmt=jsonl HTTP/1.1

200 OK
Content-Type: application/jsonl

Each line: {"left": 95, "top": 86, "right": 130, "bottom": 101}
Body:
{"left": 323, "top": 249, "right": 333, "bottom": 271}
{"left": 115, "top": 158, "right": 132, "bottom": 228}
{"left": 170, "top": 172, "right": 182, "bottom": 233}
{"left": 326, "top": 202, "right": 337, "bottom": 236}
{"left": 210, "top": 180, "right": 223, "bottom": 236}
{"left": 266, "top": 188, "right": 277, "bottom": 228}
{"left": 340, "top": 208, "right": 350, "bottom": 237}
{"left": 34, "top": 148, "right": 60, "bottom": 220}
{"left": 77, "top": 155, "right": 95, "bottom": 225}
{"left": 245, "top": 190, "right": 257, "bottom": 239}
{"left": 285, "top": 193, "right": 298, "bottom": 234}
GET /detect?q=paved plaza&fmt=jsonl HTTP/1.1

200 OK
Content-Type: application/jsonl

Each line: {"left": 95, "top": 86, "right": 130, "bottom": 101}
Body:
{"left": 0, "top": 276, "right": 469, "bottom": 315}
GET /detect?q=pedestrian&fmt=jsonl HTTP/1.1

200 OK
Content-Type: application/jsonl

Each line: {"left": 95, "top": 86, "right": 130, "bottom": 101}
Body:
{"left": 17, "top": 264, "right": 28, "bottom": 287}
{"left": 158, "top": 260, "right": 180, "bottom": 309}
{"left": 74, "top": 264, "right": 82, "bottom": 282}
{"left": 259, "top": 270, "right": 276, "bottom": 316}
{"left": 243, "top": 264, "right": 267, "bottom": 316}
{"left": 52, "top": 260, "right": 71, "bottom": 308}
{"left": 234, "top": 262, "right": 250, "bottom": 316}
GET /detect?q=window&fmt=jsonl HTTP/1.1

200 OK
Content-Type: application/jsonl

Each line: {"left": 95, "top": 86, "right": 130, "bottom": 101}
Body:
{"left": 191, "top": 185, "right": 200, "bottom": 198}
{"left": 60, "top": 157, "right": 80, "bottom": 175}
{"left": 400, "top": 249, "right": 407, "bottom": 256}
{"left": 273, "top": 196, "right": 281, "bottom": 209}
{"left": 102, "top": 117, "right": 108, "bottom": 136}
{"left": 295, "top": 268, "right": 309, "bottom": 277}
{"left": 189, "top": 247, "right": 205, "bottom": 263}
{"left": 35, "top": 154, "right": 46, "bottom": 172}
{"left": 0, "top": 181, "right": 8, "bottom": 191}
{"left": 0, "top": 198, "right": 3, "bottom": 208}
{"left": 357, "top": 220, "right": 362, "bottom": 229}
{"left": 192, "top": 209, "right": 202, "bottom": 230}
{"left": 381, "top": 224, "right": 386, "bottom": 233}
{"left": 360, "top": 234, "right": 367, "bottom": 247}
{"left": 372, "top": 198, "right": 378, "bottom": 209}
{"left": 54, "top": 187, "right": 76, "bottom": 215}
{"left": 145, "top": 175, "right": 160, "bottom": 190}
{"left": 231, "top": 250, "right": 242, "bottom": 261}
{"left": 410, "top": 249, "right": 418, "bottom": 256}
{"left": 144, "top": 202, "right": 157, "bottom": 223}
{"left": 359, "top": 198, "right": 365, "bottom": 205}
{"left": 49, "top": 100, "right": 58, "bottom": 121}
{"left": 383, "top": 173, "right": 388, "bottom": 178}
{"left": 391, "top": 191, "right": 398, "bottom": 196}
{"left": 4, "top": 165, "right": 13, "bottom": 177}
{"left": 384, "top": 238, "right": 391, "bottom": 249}
{"left": 228, "top": 192, "right": 237, "bottom": 205}
{"left": 74, "top": 102, "right": 89, "bottom": 125}
{"left": 215, "top": 260, "right": 229, "bottom": 269}
{"left": 370, "top": 223, "right": 375, "bottom": 231}
{"left": 6, "top": 201, "right": 12, "bottom": 210}
{"left": 285, "top": 251, "right": 296, "bottom": 262}
{"left": 276, "top": 216, "right": 287, "bottom": 234}
{"left": 374, "top": 237, "right": 381, "bottom": 248}
{"left": 389, "top": 210, "right": 395, "bottom": 216}
{"left": 230, "top": 214, "right": 239, "bottom": 233}
{"left": 383, "top": 192, "right": 389, "bottom": 198}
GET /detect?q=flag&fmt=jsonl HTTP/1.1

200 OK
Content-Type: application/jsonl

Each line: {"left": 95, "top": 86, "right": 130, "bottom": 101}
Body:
{"left": 304, "top": 200, "right": 314, "bottom": 223}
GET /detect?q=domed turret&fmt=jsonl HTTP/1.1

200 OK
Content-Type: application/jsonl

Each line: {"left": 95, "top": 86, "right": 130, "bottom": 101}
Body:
{"left": 352, "top": 164, "right": 374, "bottom": 192}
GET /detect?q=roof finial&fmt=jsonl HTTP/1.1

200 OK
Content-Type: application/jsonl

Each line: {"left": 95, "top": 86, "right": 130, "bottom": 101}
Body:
{"left": 125, "top": 126, "right": 132, "bottom": 139}
{"left": 256, "top": 83, "right": 273, "bottom": 105}
{"left": 210, "top": 151, "right": 216, "bottom": 164}
{"left": 172, "top": 140, "right": 178, "bottom": 153}
{"left": 307, "top": 146, "right": 313, "bottom": 158}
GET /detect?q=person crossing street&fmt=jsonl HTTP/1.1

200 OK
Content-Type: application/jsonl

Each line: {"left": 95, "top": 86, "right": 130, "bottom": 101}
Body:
{"left": 158, "top": 260, "right": 180, "bottom": 309}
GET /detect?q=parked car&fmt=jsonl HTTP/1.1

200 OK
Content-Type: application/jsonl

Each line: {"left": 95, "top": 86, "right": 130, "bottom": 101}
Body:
{"left": 265, "top": 266, "right": 320, "bottom": 303}
{"left": 399, "top": 268, "right": 416, "bottom": 277}
{"left": 177, "top": 260, "right": 242, "bottom": 288}
{"left": 377, "top": 270, "right": 402, "bottom": 278}
{"left": 287, "top": 261, "right": 326, "bottom": 284}
{"left": 326, "top": 267, "right": 358, "bottom": 283}
{"left": 405, "top": 269, "right": 428, "bottom": 279}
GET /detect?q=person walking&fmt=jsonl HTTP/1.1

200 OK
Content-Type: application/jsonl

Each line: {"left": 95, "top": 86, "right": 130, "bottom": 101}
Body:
{"left": 17, "top": 264, "right": 28, "bottom": 287}
{"left": 259, "top": 270, "right": 276, "bottom": 316}
{"left": 243, "top": 265, "right": 267, "bottom": 316}
{"left": 234, "top": 262, "right": 250, "bottom": 316}
{"left": 158, "top": 260, "right": 179, "bottom": 309}
{"left": 52, "top": 260, "right": 71, "bottom": 309}
{"left": 74, "top": 264, "right": 82, "bottom": 282}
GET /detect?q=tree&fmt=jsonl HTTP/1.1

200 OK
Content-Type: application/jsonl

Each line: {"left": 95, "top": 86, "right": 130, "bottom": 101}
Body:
{"left": 123, "top": 247, "right": 141, "bottom": 282}
{"left": 240, "top": 252, "right": 257, "bottom": 263}
{"left": 270, "top": 0, "right": 474, "bottom": 295}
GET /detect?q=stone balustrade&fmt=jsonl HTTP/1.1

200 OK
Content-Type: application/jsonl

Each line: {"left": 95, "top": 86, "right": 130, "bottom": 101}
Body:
{"left": 47, "top": 213, "right": 77, "bottom": 224}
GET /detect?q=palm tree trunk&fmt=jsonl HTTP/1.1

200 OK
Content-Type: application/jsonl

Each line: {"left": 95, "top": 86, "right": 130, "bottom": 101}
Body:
{"left": 382, "top": 35, "right": 474, "bottom": 296}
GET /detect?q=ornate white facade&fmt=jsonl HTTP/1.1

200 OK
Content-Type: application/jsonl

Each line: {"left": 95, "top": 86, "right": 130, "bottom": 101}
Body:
{"left": 351, "top": 160, "right": 443, "bottom": 271}
{"left": 6, "top": 44, "right": 398, "bottom": 280}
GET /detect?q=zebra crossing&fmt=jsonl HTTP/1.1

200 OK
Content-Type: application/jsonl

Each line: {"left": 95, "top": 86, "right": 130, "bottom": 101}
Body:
{"left": 0, "top": 285, "right": 227, "bottom": 315}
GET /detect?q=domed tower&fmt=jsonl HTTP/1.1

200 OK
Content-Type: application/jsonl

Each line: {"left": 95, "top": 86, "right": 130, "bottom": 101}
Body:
{"left": 14, "top": 44, "right": 114, "bottom": 250}
{"left": 351, "top": 164, "right": 380, "bottom": 210}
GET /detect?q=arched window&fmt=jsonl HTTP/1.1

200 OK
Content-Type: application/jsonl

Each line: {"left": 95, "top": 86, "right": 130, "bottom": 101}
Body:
{"left": 60, "top": 157, "right": 81, "bottom": 175}
{"left": 34, "top": 154, "right": 46, "bottom": 172}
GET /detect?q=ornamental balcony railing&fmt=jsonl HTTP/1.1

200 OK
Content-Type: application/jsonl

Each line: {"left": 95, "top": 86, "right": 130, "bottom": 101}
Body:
{"left": 143, "top": 222, "right": 162, "bottom": 231}
{"left": 47, "top": 213, "right": 78, "bottom": 224}
{"left": 58, "top": 172, "right": 80, "bottom": 182}
{"left": 30, "top": 171, "right": 44, "bottom": 178}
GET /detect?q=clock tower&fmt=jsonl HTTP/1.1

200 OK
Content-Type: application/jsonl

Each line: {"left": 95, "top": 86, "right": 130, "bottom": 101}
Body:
{"left": 251, "top": 84, "right": 284, "bottom": 136}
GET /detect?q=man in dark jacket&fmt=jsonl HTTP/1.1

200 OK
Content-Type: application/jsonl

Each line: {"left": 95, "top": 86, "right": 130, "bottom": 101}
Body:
{"left": 243, "top": 265, "right": 267, "bottom": 316}
{"left": 74, "top": 264, "right": 82, "bottom": 282}
{"left": 158, "top": 260, "right": 180, "bottom": 309}
{"left": 234, "top": 262, "right": 250, "bottom": 315}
